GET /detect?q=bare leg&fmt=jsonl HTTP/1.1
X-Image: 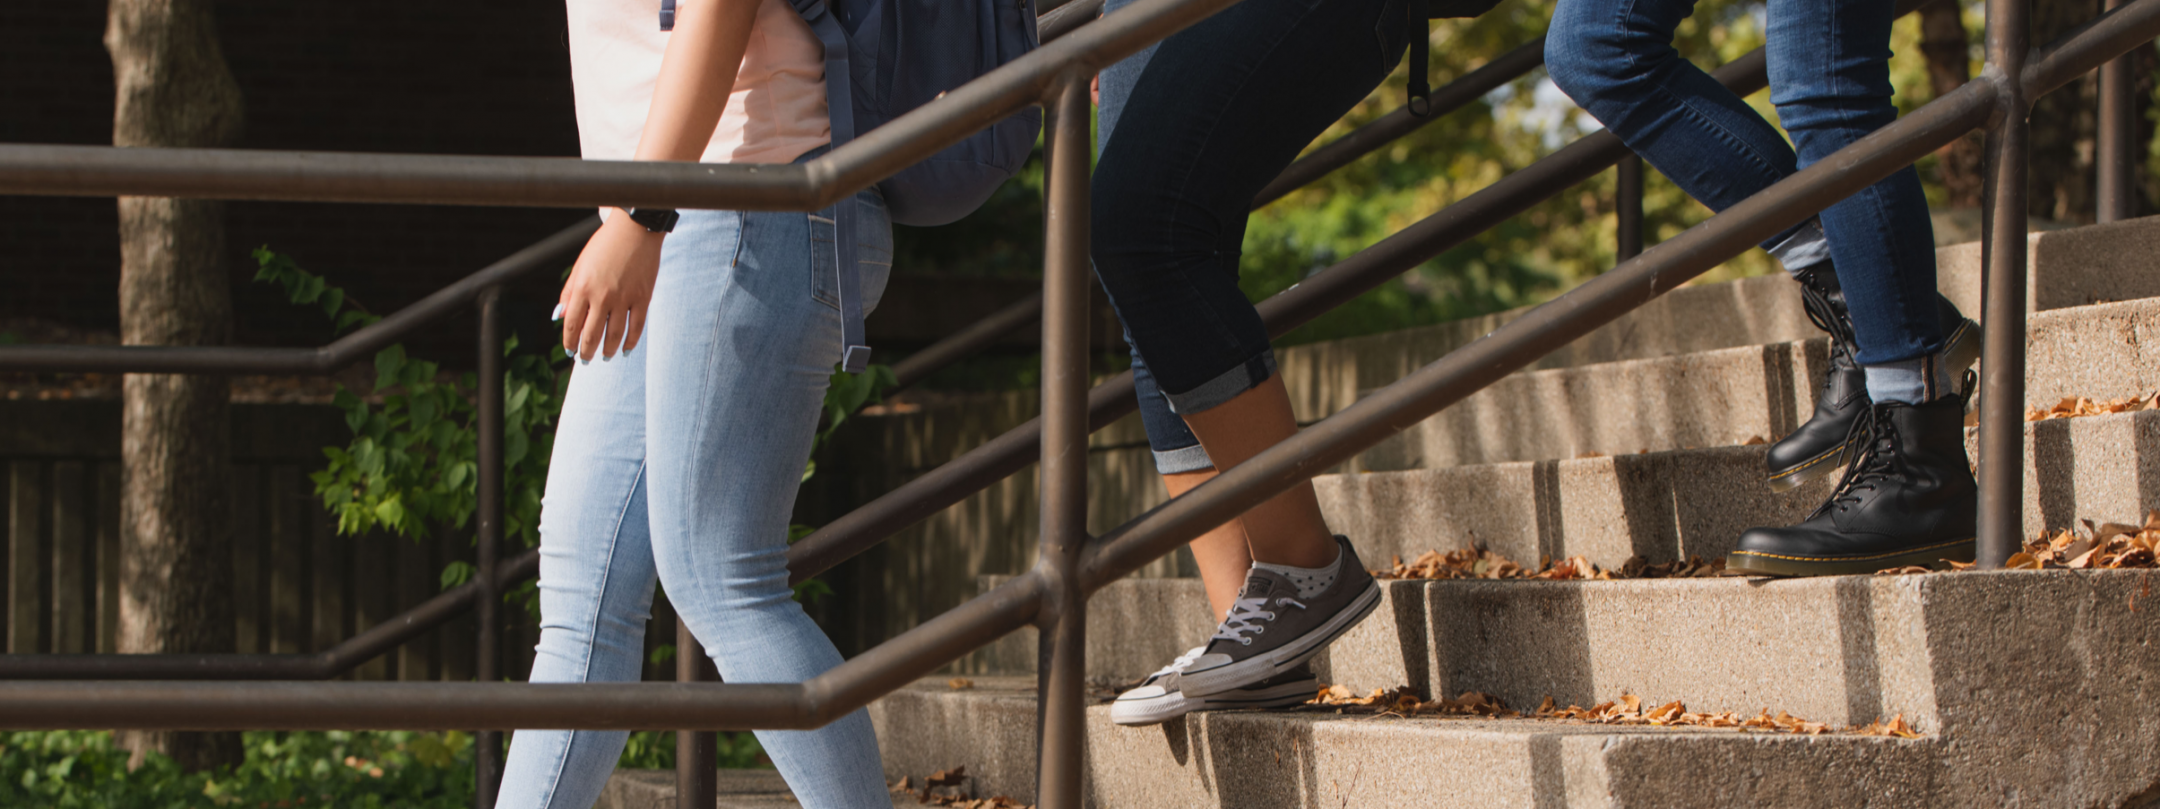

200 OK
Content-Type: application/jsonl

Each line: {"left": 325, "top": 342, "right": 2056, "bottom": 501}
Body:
{"left": 1177, "top": 375, "right": 1336, "bottom": 569}
{"left": 1161, "top": 470, "right": 1252, "bottom": 619}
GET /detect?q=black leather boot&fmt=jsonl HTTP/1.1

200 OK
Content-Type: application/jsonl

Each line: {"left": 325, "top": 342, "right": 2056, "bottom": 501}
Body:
{"left": 1764, "top": 266, "right": 1982, "bottom": 492}
{"left": 1730, "top": 394, "right": 1977, "bottom": 576}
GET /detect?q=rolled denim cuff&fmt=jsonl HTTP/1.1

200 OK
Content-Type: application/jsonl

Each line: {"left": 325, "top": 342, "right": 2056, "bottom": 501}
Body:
{"left": 1165, "top": 350, "right": 1278, "bottom": 415}
{"left": 1767, "top": 219, "right": 1833, "bottom": 275}
{"left": 1152, "top": 444, "right": 1216, "bottom": 475}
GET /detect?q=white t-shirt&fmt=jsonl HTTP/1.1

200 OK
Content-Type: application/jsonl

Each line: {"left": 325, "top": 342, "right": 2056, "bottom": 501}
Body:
{"left": 566, "top": 0, "right": 832, "bottom": 166}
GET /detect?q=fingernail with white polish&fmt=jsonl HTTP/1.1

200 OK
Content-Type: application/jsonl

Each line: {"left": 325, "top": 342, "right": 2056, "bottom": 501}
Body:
{"left": 551, "top": 303, "right": 565, "bottom": 321}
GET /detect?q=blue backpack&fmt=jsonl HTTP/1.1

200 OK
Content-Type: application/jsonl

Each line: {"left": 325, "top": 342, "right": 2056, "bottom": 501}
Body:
{"left": 662, "top": 0, "right": 1043, "bottom": 370}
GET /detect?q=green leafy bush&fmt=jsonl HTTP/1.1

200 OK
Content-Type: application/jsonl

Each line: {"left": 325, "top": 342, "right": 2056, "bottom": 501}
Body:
{"left": 256, "top": 249, "right": 889, "bottom": 610}
{"left": 0, "top": 730, "right": 474, "bottom": 808}
{"left": 614, "top": 730, "right": 768, "bottom": 771}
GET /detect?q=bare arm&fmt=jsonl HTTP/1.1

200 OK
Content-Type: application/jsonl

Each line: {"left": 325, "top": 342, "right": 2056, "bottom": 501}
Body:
{"left": 560, "top": 0, "right": 765, "bottom": 361}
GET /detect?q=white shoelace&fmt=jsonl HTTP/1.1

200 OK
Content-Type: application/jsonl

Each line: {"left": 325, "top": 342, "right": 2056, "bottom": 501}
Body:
{"left": 1146, "top": 646, "right": 1207, "bottom": 681}
{"left": 1210, "top": 596, "right": 1307, "bottom": 646}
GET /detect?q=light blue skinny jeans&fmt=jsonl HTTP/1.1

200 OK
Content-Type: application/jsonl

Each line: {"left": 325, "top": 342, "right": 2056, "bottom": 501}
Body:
{"left": 494, "top": 189, "right": 894, "bottom": 809}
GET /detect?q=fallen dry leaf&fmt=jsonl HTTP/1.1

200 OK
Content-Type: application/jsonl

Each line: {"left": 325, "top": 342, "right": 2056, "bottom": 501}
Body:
{"left": 1875, "top": 565, "right": 1935, "bottom": 576}
{"left": 1374, "top": 549, "right": 1723, "bottom": 582}
{"left": 1309, "top": 685, "right": 1517, "bottom": 718}
{"left": 926, "top": 767, "right": 968, "bottom": 788}
{"left": 2026, "top": 391, "right": 2160, "bottom": 422}
{"left": 1853, "top": 713, "right": 1924, "bottom": 739}
{"left": 891, "top": 767, "right": 1035, "bottom": 809}
{"left": 947, "top": 678, "right": 975, "bottom": 690}
{"left": 2008, "top": 514, "right": 2160, "bottom": 571}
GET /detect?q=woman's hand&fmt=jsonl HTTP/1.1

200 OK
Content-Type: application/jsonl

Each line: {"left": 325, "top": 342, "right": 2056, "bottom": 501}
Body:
{"left": 555, "top": 0, "right": 758, "bottom": 360}
{"left": 560, "top": 213, "right": 664, "bottom": 360}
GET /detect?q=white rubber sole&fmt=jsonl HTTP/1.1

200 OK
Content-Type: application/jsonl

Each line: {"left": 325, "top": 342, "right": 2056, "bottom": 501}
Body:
{"left": 1175, "top": 580, "right": 1382, "bottom": 698}
{"left": 1110, "top": 676, "right": 1317, "bottom": 727}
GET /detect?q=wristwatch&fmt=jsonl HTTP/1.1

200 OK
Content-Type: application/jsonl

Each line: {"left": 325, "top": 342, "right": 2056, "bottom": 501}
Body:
{"left": 626, "top": 207, "right": 679, "bottom": 233}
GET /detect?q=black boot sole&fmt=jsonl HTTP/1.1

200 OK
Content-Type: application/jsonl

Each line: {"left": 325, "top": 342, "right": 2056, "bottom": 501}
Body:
{"left": 1766, "top": 440, "right": 1852, "bottom": 493}
{"left": 1725, "top": 537, "right": 1976, "bottom": 577}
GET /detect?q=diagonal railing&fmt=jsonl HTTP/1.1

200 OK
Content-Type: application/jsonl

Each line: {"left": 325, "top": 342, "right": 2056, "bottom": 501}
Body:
{"left": 0, "top": 0, "right": 1552, "bottom": 688}
{"left": 0, "top": 0, "right": 2153, "bottom": 805}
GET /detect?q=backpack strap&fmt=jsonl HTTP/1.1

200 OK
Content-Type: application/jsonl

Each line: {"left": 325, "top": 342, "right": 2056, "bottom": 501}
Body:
{"left": 665, "top": 0, "right": 873, "bottom": 371}
{"left": 793, "top": 0, "right": 874, "bottom": 371}
{"left": 1406, "top": 0, "right": 1431, "bottom": 116}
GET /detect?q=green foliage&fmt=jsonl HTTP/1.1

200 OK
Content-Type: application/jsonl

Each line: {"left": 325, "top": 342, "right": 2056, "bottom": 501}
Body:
{"left": 257, "top": 249, "right": 885, "bottom": 615}
{"left": 615, "top": 730, "right": 768, "bottom": 771}
{"left": 310, "top": 336, "right": 567, "bottom": 549}
{"left": 0, "top": 730, "right": 474, "bottom": 808}
{"left": 255, "top": 248, "right": 567, "bottom": 554}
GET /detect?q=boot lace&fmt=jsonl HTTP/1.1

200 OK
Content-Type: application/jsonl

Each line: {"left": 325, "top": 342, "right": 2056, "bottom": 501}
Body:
{"left": 1211, "top": 596, "right": 1308, "bottom": 646}
{"left": 1812, "top": 403, "right": 1901, "bottom": 518}
{"left": 1796, "top": 270, "right": 1858, "bottom": 348}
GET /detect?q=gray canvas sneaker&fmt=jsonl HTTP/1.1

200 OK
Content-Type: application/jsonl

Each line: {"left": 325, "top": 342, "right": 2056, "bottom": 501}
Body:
{"left": 1111, "top": 646, "right": 1317, "bottom": 727}
{"left": 1175, "top": 536, "right": 1380, "bottom": 698}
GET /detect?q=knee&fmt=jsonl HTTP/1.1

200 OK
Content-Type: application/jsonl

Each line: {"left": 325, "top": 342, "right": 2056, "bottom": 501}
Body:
{"left": 1544, "top": 15, "right": 1661, "bottom": 112}
{"left": 1770, "top": 94, "right": 1898, "bottom": 148}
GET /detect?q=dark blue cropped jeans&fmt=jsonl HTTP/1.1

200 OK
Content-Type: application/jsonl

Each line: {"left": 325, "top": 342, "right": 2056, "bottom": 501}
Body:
{"left": 1545, "top": 0, "right": 1944, "bottom": 364}
{"left": 1093, "top": 0, "right": 1409, "bottom": 472}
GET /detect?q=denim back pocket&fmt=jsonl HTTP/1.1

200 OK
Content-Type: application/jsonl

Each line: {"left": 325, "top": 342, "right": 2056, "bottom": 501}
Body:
{"left": 810, "top": 189, "right": 896, "bottom": 314}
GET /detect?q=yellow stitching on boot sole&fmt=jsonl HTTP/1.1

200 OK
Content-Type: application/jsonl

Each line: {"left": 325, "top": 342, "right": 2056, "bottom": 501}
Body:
{"left": 1729, "top": 538, "right": 1975, "bottom": 563}
{"left": 1765, "top": 440, "right": 1852, "bottom": 482}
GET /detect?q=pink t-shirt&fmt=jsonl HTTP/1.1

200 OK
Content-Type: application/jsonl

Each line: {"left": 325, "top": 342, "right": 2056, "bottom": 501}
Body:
{"left": 566, "top": 0, "right": 832, "bottom": 166}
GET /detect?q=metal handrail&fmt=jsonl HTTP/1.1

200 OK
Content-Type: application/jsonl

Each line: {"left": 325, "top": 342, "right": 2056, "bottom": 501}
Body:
{"left": 0, "top": 0, "right": 1555, "bottom": 687}
{"left": 1, "top": 0, "right": 2138, "bottom": 722}
{"left": 1, "top": 0, "right": 2151, "bottom": 804}
{"left": 0, "top": 0, "right": 1235, "bottom": 212}
{"left": 0, "top": 552, "right": 539, "bottom": 680}
{"left": 883, "top": 34, "right": 1551, "bottom": 392}
{"left": 784, "top": 41, "right": 1778, "bottom": 585}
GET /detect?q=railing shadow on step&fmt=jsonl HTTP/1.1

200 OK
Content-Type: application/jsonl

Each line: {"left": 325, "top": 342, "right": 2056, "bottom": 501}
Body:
{"left": 0, "top": 0, "right": 2152, "bottom": 805}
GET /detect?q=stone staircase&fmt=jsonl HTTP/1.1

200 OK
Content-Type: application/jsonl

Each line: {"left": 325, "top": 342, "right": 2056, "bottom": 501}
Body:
{"left": 870, "top": 218, "right": 2160, "bottom": 807}
{"left": 635, "top": 218, "right": 2160, "bottom": 806}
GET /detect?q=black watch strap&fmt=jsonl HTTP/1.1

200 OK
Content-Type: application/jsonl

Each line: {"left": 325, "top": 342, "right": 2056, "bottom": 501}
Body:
{"left": 626, "top": 207, "right": 679, "bottom": 233}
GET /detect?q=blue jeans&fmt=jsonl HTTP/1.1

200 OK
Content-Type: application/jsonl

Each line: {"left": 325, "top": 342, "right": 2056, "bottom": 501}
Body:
{"left": 1545, "top": 0, "right": 1943, "bottom": 364}
{"left": 1096, "top": 3, "right": 1213, "bottom": 474}
{"left": 1092, "top": 0, "right": 1409, "bottom": 464}
{"left": 495, "top": 193, "right": 893, "bottom": 809}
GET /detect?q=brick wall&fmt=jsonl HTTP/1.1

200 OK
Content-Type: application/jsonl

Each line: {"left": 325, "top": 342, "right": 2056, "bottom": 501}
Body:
{"left": 0, "top": 0, "right": 587, "bottom": 364}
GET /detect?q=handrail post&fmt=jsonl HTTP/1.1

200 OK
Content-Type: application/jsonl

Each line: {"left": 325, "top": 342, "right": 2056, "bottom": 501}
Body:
{"left": 675, "top": 619, "right": 717, "bottom": 809}
{"left": 1034, "top": 75, "right": 1093, "bottom": 809}
{"left": 1617, "top": 151, "right": 1645, "bottom": 260}
{"left": 2097, "top": 0, "right": 2136, "bottom": 223}
{"left": 1976, "top": 0, "right": 2031, "bottom": 567}
{"left": 475, "top": 286, "right": 506, "bottom": 807}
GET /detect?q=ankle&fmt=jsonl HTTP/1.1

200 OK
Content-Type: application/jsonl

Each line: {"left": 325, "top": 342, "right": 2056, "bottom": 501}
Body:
{"left": 1863, "top": 353, "right": 1952, "bottom": 405}
{"left": 1252, "top": 541, "right": 1343, "bottom": 599}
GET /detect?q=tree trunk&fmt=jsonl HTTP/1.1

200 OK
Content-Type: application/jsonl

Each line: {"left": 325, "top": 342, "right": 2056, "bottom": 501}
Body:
{"left": 1919, "top": 0, "right": 1985, "bottom": 208}
{"left": 105, "top": 0, "right": 244, "bottom": 773}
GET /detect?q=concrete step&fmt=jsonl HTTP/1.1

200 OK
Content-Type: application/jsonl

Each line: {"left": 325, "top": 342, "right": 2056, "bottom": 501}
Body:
{"left": 965, "top": 408, "right": 2160, "bottom": 688}
{"left": 1343, "top": 285, "right": 2160, "bottom": 473}
{"left": 888, "top": 570, "right": 2160, "bottom": 807}
{"left": 1319, "top": 406, "right": 2160, "bottom": 575}
{"left": 596, "top": 768, "right": 917, "bottom": 808}
{"left": 1277, "top": 214, "right": 2160, "bottom": 425}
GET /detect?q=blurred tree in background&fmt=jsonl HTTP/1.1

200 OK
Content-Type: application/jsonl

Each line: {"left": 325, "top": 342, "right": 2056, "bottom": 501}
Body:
{"left": 893, "top": 0, "right": 2148, "bottom": 390}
